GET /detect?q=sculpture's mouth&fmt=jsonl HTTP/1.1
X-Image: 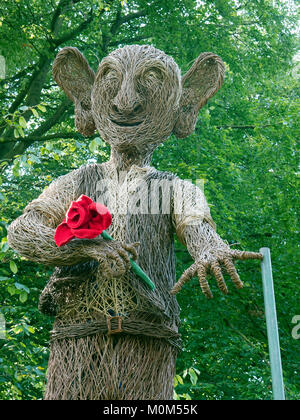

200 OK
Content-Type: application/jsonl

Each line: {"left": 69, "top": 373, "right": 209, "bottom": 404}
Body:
{"left": 111, "top": 119, "right": 143, "bottom": 127}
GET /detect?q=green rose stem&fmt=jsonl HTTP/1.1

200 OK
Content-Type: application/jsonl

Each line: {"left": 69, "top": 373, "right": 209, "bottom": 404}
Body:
{"left": 101, "top": 230, "right": 155, "bottom": 291}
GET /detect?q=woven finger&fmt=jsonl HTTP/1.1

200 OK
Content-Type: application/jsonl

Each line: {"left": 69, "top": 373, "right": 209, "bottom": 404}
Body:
{"left": 106, "top": 251, "right": 127, "bottom": 277}
{"left": 122, "top": 242, "right": 139, "bottom": 261}
{"left": 223, "top": 258, "right": 243, "bottom": 289}
{"left": 117, "top": 248, "right": 132, "bottom": 271}
{"left": 197, "top": 263, "right": 213, "bottom": 299}
{"left": 231, "top": 250, "right": 263, "bottom": 260}
{"left": 170, "top": 263, "right": 197, "bottom": 295}
{"left": 210, "top": 261, "right": 228, "bottom": 295}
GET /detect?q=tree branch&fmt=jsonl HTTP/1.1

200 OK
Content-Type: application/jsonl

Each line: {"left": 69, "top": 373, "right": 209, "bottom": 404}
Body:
{"left": 0, "top": 131, "right": 88, "bottom": 145}
{"left": 0, "top": 98, "right": 72, "bottom": 160}
{"left": 0, "top": 67, "right": 34, "bottom": 88}
{"left": 117, "top": 9, "right": 147, "bottom": 26}
{"left": 108, "top": 35, "right": 151, "bottom": 47}
{"left": 50, "top": 0, "right": 70, "bottom": 33}
{"left": 103, "top": 7, "right": 148, "bottom": 51}
{"left": 215, "top": 122, "right": 284, "bottom": 129}
{"left": 52, "top": 8, "right": 95, "bottom": 47}
{"left": 0, "top": 0, "right": 103, "bottom": 141}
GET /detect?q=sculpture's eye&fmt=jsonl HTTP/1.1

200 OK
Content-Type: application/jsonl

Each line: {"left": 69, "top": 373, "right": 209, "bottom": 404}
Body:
{"left": 96, "top": 65, "right": 121, "bottom": 97}
{"left": 136, "top": 67, "right": 164, "bottom": 95}
{"left": 98, "top": 65, "right": 120, "bottom": 82}
{"left": 143, "top": 68, "right": 164, "bottom": 82}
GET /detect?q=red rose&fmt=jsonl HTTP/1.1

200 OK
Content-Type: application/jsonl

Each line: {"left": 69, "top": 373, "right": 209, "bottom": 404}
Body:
{"left": 54, "top": 195, "right": 112, "bottom": 247}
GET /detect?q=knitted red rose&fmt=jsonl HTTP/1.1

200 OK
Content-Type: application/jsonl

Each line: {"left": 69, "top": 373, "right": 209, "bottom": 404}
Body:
{"left": 54, "top": 195, "right": 112, "bottom": 247}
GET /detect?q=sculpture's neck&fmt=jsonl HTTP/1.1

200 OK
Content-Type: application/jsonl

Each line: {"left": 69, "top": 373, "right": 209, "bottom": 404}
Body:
{"left": 109, "top": 146, "right": 153, "bottom": 172}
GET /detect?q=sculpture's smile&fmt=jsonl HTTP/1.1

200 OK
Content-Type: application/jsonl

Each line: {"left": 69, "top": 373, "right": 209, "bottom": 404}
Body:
{"left": 110, "top": 119, "right": 143, "bottom": 127}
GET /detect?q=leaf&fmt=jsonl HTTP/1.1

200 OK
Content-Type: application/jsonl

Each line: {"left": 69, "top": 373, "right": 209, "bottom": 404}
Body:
{"left": 14, "top": 128, "right": 19, "bottom": 138}
{"left": 0, "top": 242, "right": 9, "bottom": 252}
{"left": 12, "top": 325, "right": 23, "bottom": 334}
{"left": 17, "top": 127, "right": 25, "bottom": 138}
{"left": 53, "top": 153, "right": 60, "bottom": 161}
{"left": 9, "top": 261, "right": 18, "bottom": 274}
{"left": 31, "top": 108, "right": 39, "bottom": 117}
{"left": 28, "top": 154, "right": 41, "bottom": 164}
{"left": 19, "top": 291, "right": 28, "bottom": 303}
{"left": 45, "top": 141, "right": 53, "bottom": 151}
{"left": 93, "top": 137, "right": 105, "bottom": 146}
{"left": 69, "top": 144, "right": 76, "bottom": 152}
{"left": 89, "top": 139, "right": 98, "bottom": 153}
{"left": 7, "top": 285, "right": 16, "bottom": 295}
{"left": 12, "top": 161, "right": 20, "bottom": 177}
{"left": 18, "top": 116, "right": 27, "bottom": 128}
{"left": 14, "top": 282, "right": 30, "bottom": 293}
{"left": 176, "top": 374, "right": 183, "bottom": 385}
{"left": 37, "top": 104, "right": 46, "bottom": 113}
{"left": 19, "top": 106, "right": 29, "bottom": 112}
{"left": 189, "top": 368, "right": 198, "bottom": 386}
{"left": 12, "top": 157, "right": 21, "bottom": 177}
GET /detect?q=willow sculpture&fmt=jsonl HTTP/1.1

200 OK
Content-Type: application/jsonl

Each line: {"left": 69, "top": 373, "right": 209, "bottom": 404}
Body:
{"left": 8, "top": 45, "right": 262, "bottom": 400}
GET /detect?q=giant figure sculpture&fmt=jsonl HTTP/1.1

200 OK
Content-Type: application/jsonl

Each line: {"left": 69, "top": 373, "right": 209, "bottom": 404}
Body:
{"left": 7, "top": 45, "right": 262, "bottom": 400}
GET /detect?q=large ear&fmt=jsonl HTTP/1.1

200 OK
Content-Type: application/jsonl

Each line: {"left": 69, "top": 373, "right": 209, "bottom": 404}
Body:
{"left": 173, "top": 52, "right": 225, "bottom": 139}
{"left": 53, "top": 47, "right": 96, "bottom": 136}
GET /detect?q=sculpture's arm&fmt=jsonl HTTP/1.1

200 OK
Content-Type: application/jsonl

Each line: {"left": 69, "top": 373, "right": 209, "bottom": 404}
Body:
{"left": 7, "top": 170, "right": 138, "bottom": 274}
{"left": 171, "top": 179, "right": 262, "bottom": 298}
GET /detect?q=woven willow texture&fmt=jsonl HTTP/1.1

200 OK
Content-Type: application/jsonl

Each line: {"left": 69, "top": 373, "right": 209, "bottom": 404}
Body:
{"left": 45, "top": 334, "right": 177, "bottom": 400}
{"left": 7, "top": 44, "right": 262, "bottom": 400}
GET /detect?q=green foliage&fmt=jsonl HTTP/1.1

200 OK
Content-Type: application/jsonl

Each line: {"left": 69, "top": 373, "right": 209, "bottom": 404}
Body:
{"left": 0, "top": 0, "right": 299, "bottom": 400}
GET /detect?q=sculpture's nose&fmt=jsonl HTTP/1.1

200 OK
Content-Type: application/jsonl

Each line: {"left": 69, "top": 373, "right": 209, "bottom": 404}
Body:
{"left": 112, "top": 102, "right": 143, "bottom": 115}
{"left": 112, "top": 78, "right": 142, "bottom": 116}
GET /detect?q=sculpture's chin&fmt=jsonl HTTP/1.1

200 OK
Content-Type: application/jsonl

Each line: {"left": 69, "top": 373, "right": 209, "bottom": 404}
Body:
{"left": 97, "top": 115, "right": 173, "bottom": 150}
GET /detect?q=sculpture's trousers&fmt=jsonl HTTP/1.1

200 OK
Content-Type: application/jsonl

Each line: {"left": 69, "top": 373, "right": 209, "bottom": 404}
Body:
{"left": 44, "top": 333, "right": 177, "bottom": 400}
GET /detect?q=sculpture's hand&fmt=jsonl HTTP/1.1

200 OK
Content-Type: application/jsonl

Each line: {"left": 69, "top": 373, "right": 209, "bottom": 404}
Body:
{"left": 170, "top": 249, "right": 262, "bottom": 298}
{"left": 85, "top": 240, "right": 140, "bottom": 278}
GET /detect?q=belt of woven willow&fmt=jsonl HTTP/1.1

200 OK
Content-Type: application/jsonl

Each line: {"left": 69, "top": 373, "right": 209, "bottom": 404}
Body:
{"left": 50, "top": 317, "right": 181, "bottom": 349}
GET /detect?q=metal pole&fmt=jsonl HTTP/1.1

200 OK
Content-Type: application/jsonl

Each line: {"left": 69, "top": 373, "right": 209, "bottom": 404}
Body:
{"left": 260, "top": 247, "right": 285, "bottom": 400}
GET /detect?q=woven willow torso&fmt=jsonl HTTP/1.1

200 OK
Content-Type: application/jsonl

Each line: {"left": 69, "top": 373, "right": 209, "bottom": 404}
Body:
{"left": 46, "top": 162, "right": 181, "bottom": 346}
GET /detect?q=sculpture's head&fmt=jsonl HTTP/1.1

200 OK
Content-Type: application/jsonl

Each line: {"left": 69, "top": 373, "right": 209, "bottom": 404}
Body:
{"left": 53, "top": 44, "right": 224, "bottom": 155}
